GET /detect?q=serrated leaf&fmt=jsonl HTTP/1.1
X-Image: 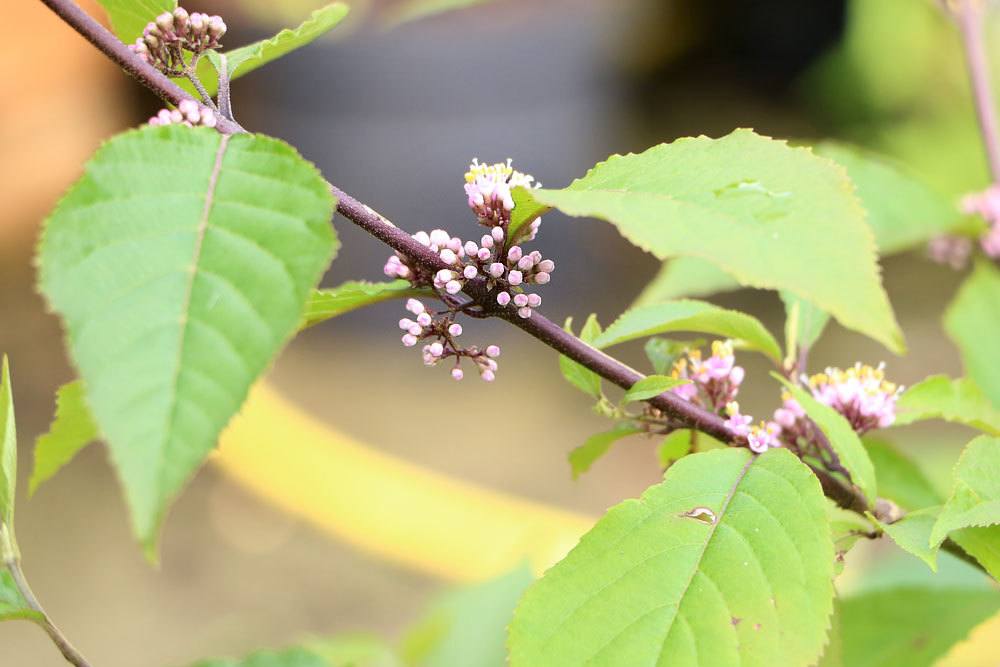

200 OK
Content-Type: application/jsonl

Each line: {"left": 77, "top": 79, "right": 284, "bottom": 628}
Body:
{"left": 950, "top": 525, "right": 1000, "bottom": 581}
{"left": 656, "top": 430, "right": 693, "bottom": 468}
{"left": 830, "top": 586, "right": 1000, "bottom": 667}
{"left": 829, "top": 502, "right": 874, "bottom": 563}
{"left": 622, "top": 375, "right": 689, "bottom": 404}
{"left": 873, "top": 507, "right": 941, "bottom": 571}
{"left": 894, "top": 375, "right": 1000, "bottom": 435}
{"left": 400, "top": 564, "right": 533, "bottom": 667}
{"left": 517, "top": 130, "right": 903, "bottom": 353}
{"left": 813, "top": 142, "right": 962, "bottom": 254}
{"left": 38, "top": 126, "right": 337, "bottom": 554}
{"left": 302, "top": 280, "right": 426, "bottom": 329}
{"left": 594, "top": 299, "right": 782, "bottom": 363}
{"left": 863, "top": 438, "right": 940, "bottom": 511}
{"left": 568, "top": 427, "right": 641, "bottom": 479}
{"left": 0, "top": 570, "right": 42, "bottom": 623}
{"left": 643, "top": 337, "right": 703, "bottom": 375}
{"left": 945, "top": 261, "right": 1000, "bottom": 405}
{"left": 97, "top": 0, "right": 175, "bottom": 42}
{"left": 30, "top": 381, "right": 99, "bottom": 495}
{"left": 780, "top": 292, "right": 830, "bottom": 363}
{"left": 558, "top": 315, "right": 602, "bottom": 399}
{"left": 0, "top": 357, "right": 15, "bottom": 533}
{"left": 633, "top": 257, "right": 741, "bottom": 306}
{"left": 776, "top": 376, "right": 877, "bottom": 505}
{"left": 508, "top": 187, "right": 549, "bottom": 243}
{"left": 508, "top": 448, "right": 834, "bottom": 667}
{"left": 204, "top": 4, "right": 350, "bottom": 96}
{"left": 931, "top": 436, "right": 1000, "bottom": 547}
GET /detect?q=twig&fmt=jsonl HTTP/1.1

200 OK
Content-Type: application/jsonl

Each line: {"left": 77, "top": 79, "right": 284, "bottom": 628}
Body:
{"left": 6, "top": 559, "right": 93, "bottom": 667}
{"left": 38, "top": 0, "right": 878, "bottom": 514}
{"left": 956, "top": 0, "right": 1000, "bottom": 182}
{"left": 184, "top": 54, "right": 219, "bottom": 111}
{"left": 217, "top": 53, "right": 235, "bottom": 122}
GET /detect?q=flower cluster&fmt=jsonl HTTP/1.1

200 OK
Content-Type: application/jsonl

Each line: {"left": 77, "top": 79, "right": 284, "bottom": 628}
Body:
{"left": 927, "top": 234, "right": 973, "bottom": 270}
{"left": 954, "top": 185, "right": 1000, "bottom": 260}
{"left": 129, "top": 7, "right": 226, "bottom": 76}
{"left": 147, "top": 99, "right": 218, "bottom": 128}
{"left": 669, "top": 341, "right": 745, "bottom": 409}
{"left": 398, "top": 299, "right": 501, "bottom": 381}
{"left": 383, "top": 160, "right": 555, "bottom": 381}
{"left": 801, "top": 363, "right": 901, "bottom": 434}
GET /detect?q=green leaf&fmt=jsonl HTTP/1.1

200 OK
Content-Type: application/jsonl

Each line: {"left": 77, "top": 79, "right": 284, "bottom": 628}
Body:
{"left": 0, "top": 570, "right": 42, "bottom": 623}
{"left": 776, "top": 375, "right": 877, "bottom": 505}
{"left": 384, "top": 0, "right": 499, "bottom": 28}
{"left": 894, "top": 375, "right": 1000, "bottom": 435}
{"left": 863, "top": 438, "right": 941, "bottom": 511}
{"left": 204, "top": 4, "right": 350, "bottom": 96}
{"left": 633, "top": 257, "right": 740, "bottom": 306}
{"left": 872, "top": 507, "right": 941, "bottom": 572}
{"left": 950, "top": 525, "right": 1000, "bottom": 581}
{"left": 622, "top": 375, "right": 689, "bottom": 404}
{"left": 830, "top": 586, "right": 1000, "bottom": 667}
{"left": 643, "top": 337, "right": 703, "bottom": 375}
{"left": 508, "top": 187, "right": 549, "bottom": 243}
{"left": 302, "top": 280, "right": 426, "bottom": 329}
{"left": 400, "top": 564, "right": 533, "bottom": 667}
{"left": 780, "top": 292, "right": 830, "bottom": 364}
{"left": 931, "top": 436, "right": 1000, "bottom": 547}
{"left": 813, "top": 142, "right": 962, "bottom": 254}
{"left": 38, "top": 126, "right": 337, "bottom": 554}
{"left": 97, "top": 0, "right": 175, "bottom": 42}
{"left": 508, "top": 448, "right": 834, "bottom": 667}
{"left": 945, "top": 261, "right": 1000, "bottom": 405}
{"left": 189, "top": 647, "right": 334, "bottom": 667}
{"left": 0, "top": 357, "right": 15, "bottom": 534}
{"left": 558, "top": 315, "right": 603, "bottom": 399}
{"left": 656, "top": 430, "right": 693, "bottom": 468}
{"left": 30, "top": 381, "right": 99, "bottom": 495}
{"left": 828, "top": 502, "right": 874, "bottom": 564}
{"left": 568, "top": 427, "right": 642, "bottom": 479}
{"left": 518, "top": 130, "right": 903, "bottom": 353}
{"left": 594, "top": 299, "right": 783, "bottom": 363}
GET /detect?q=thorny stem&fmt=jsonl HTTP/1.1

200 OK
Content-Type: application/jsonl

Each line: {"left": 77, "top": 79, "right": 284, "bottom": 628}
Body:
{"left": 5, "top": 559, "right": 93, "bottom": 667}
{"left": 955, "top": 0, "right": 1000, "bottom": 182}
{"left": 41, "top": 0, "right": 872, "bottom": 516}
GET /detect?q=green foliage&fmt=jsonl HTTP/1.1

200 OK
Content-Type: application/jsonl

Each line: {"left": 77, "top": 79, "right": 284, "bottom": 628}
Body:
{"left": 508, "top": 187, "right": 548, "bottom": 243}
{"left": 781, "top": 292, "right": 830, "bottom": 364}
{"left": 30, "top": 381, "right": 99, "bottom": 495}
{"left": 568, "top": 427, "right": 642, "bottom": 479}
{"left": 872, "top": 507, "right": 940, "bottom": 571}
{"left": 97, "top": 0, "right": 175, "bottom": 42}
{"left": 643, "top": 337, "right": 702, "bottom": 375}
{"left": 558, "top": 315, "right": 603, "bottom": 399}
{"left": 950, "top": 525, "right": 1000, "bottom": 581}
{"left": 38, "top": 126, "right": 337, "bottom": 555}
{"left": 621, "top": 375, "right": 689, "bottom": 404}
{"left": 516, "top": 130, "right": 903, "bottom": 352}
{"left": 303, "top": 280, "right": 426, "bottom": 329}
{"left": 633, "top": 257, "right": 740, "bottom": 306}
{"left": 863, "top": 438, "right": 940, "bottom": 510}
{"left": 594, "top": 300, "right": 782, "bottom": 363}
{"left": 894, "top": 375, "right": 1000, "bottom": 435}
{"left": 822, "top": 586, "right": 1000, "bottom": 667}
{"left": 776, "top": 376, "right": 878, "bottom": 505}
{"left": 656, "top": 430, "right": 693, "bottom": 468}
{"left": 190, "top": 646, "right": 348, "bottom": 667}
{"left": 0, "top": 358, "right": 15, "bottom": 538}
{"left": 508, "top": 448, "right": 834, "bottom": 667}
{"left": 384, "top": 0, "right": 499, "bottom": 28}
{"left": 812, "top": 142, "right": 962, "bottom": 253}
{"left": 930, "top": 436, "right": 1000, "bottom": 547}
{"left": 205, "top": 4, "right": 350, "bottom": 96}
{"left": 0, "top": 571, "right": 41, "bottom": 623}
{"left": 401, "top": 564, "right": 533, "bottom": 667}
{"left": 945, "top": 261, "right": 1000, "bottom": 405}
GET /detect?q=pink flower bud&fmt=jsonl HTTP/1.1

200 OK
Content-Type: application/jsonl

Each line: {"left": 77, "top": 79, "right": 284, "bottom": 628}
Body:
{"left": 533, "top": 271, "right": 550, "bottom": 284}
{"left": 517, "top": 256, "right": 534, "bottom": 271}
{"left": 463, "top": 265, "right": 478, "bottom": 279}
{"left": 445, "top": 280, "right": 463, "bottom": 294}
{"left": 402, "top": 334, "right": 417, "bottom": 347}
{"left": 518, "top": 306, "right": 532, "bottom": 319}
{"left": 497, "top": 291, "right": 511, "bottom": 306}
{"left": 200, "top": 110, "right": 217, "bottom": 128}
{"left": 729, "top": 366, "right": 745, "bottom": 386}
{"left": 399, "top": 318, "right": 415, "bottom": 330}
{"left": 507, "top": 246, "right": 523, "bottom": 262}
{"left": 481, "top": 370, "right": 496, "bottom": 382}
{"left": 416, "top": 313, "right": 432, "bottom": 327}
{"left": 481, "top": 235, "right": 494, "bottom": 249}
{"left": 486, "top": 345, "right": 501, "bottom": 358}
{"left": 429, "top": 342, "right": 444, "bottom": 357}
{"left": 451, "top": 368, "right": 464, "bottom": 381}
{"left": 405, "top": 298, "right": 425, "bottom": 314}
{"left": 440, "top": 249, "right": 458, "bottom": 265}
{"left": 492, "top": 226, "right": 505, "bottom": 242}
{"left": 436, "top": 269, "right": 454, "bottom": 283}
{"left": 527, "top": 293, "right": 542, "bottom": 307}
{"left": 408, "top": 325, "right": 423, "bottom": 336}
{"left": 430, "top": 229, "right": 450, "bottom": 247}
{"left": 449, "top": 323, "right": 463, "bottom": 336}
{"left": 477, "top": 248, "right": 492, "bottom": 261}
{"left": 537, "top": 259, "right": 555, "bottom": 273}
{"left": 513, "top": 293, "right": 529, "bottom": 307}
{"left": 413, "top": 231, "right": 430, "bottom": 245}
{"left": 488, "top": 263, "right": 505, "bottom": 278}
{"left": 464, "top": 241, "right": 479, "bottom": 255}
{"left": 508, "top": 270, "right": 523, "bottom": 286}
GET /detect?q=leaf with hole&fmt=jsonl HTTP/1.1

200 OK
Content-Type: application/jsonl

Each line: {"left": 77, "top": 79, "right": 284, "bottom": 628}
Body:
{"left": 515, "top": 130, "right": 903, "bottom": 353}
{"left": 38, "top": 126, "right": 337, "bottom": 555}
{"left": 508, "top": 447, "right": 834, "bottom": 667}
{"left": 594, "top": 299, "right": 782, "bottom": 363}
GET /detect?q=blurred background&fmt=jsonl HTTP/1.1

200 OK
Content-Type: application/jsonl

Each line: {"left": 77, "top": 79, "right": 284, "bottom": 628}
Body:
{"left": 2, "top": 0, "right": 998, "bottom": 664}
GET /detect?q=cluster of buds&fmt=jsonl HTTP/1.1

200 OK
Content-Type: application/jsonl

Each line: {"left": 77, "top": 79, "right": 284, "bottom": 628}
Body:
{"left": 147, "top": 99, "right": 218, "bottom": 128}
{"left": 669, "top": 341, "right": 745, "bottom": 410}
{"left": 944, "top": 185, "right": 1000, "bottom": 261}
{"left": 129, "top": 7, "right": 226, "bottom": 76}
{"left": 927, "top": 234, "right": 974, "bottom": 270}
{"left": 724, "top": 403, "right": 782, "bottom": 454}
{"left": 398, "top": 299, "right": 501, "bottom": 381}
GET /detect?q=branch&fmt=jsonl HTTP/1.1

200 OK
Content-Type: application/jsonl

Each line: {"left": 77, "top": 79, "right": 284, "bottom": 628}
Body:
{"left": 38, "top": 0, "right": 876, "bottom": 514}
{"left": 955, "top": 0, "right": 1000, "bottom": 182}
{"left": 6, "top": 559, "right": 93, "bottom": 667}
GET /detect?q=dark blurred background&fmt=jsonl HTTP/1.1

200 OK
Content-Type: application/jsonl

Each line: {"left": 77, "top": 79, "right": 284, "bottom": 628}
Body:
{"left": 2, "top": 0, "right": 995, "bottom": 664}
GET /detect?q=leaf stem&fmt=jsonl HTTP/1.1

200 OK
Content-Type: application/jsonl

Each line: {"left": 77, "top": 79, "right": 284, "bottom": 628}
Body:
{"left": 184, "top": 54, "right": 219, "bottom": 111}
{"left": 6, "top": 559, "right": 93, "bottom": 667}
{"left": 955, "top": 0, "right": 1000, "bottom": 182}
{"left": 38, "top": 0, "right": 873, "bottom": 516}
